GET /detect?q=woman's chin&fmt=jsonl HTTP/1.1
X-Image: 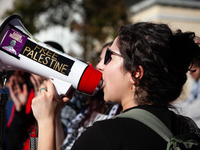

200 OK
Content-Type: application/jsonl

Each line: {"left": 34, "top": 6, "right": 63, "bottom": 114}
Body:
{"left": 104, "top": 98, "right": 119, "bottom": 105}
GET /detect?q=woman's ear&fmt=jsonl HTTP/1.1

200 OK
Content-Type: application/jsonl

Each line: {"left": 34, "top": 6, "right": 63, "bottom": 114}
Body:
{"left": 131, "top": 65, "right": 144, "bottom": 85}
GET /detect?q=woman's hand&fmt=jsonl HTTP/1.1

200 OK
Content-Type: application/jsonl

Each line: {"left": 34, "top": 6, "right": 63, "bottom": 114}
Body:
{"left": 31, "top": 79, "right": 75, "bottom": 124}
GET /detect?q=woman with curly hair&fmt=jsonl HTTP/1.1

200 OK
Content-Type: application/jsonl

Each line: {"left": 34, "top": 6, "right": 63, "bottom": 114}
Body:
{"left": 32, "top": 22, "right": 200, "bottom": 150}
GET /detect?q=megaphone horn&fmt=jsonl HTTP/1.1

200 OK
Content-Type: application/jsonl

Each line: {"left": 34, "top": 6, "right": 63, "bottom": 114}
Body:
{"left": 0, "top": 14, "right": 103, "bottom": 97}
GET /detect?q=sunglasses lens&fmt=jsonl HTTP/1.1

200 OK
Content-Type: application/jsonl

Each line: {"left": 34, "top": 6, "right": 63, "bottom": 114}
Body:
{"left": 104, "top": 49, "right": 111, "bottom": 64}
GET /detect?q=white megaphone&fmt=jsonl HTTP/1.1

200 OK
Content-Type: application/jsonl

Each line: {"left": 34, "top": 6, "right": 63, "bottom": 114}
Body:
{"left": 0, "top": 14, "right": 103, "bottom": 97}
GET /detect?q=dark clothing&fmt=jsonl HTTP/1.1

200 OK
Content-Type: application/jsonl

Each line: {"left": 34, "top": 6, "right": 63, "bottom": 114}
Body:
{"left": 6, "top": 106, "right": 35, "bottom": 150}
{"left": 71, "top": 105, "right": 193, "bottom": 150}
{"left": 6, "top": 89, "right": 35, "bottom": 150}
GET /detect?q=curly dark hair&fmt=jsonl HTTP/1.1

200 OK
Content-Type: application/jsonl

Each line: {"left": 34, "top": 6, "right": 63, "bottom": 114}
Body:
{"left": 117, "top": 22, "right": 200, "bottom": 107}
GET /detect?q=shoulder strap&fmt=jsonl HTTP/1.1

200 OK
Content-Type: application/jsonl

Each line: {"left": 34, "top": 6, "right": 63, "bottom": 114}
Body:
{"left": 113, "top": 108, "right": 173, "bottom": 142}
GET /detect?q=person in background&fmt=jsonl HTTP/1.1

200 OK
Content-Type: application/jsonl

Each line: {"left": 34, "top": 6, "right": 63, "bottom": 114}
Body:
{"left": 1, "top": 70, "right": 32, "bottom": 150}
{"left": 32, "top": 22, "right": 200, "bottom": 150}
{"left": 6, "top": 71, "right": 34, "bottom": 150}
{"left": 173, "top": 37, "right": 200, "bottom": 127}
{"left": 185, "top": 37, "right": 200, "bottom": 102}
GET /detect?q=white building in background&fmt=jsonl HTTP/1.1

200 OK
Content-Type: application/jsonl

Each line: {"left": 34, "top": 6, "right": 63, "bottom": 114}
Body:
{"left": 129, "top": 0, "right": 200, "bottom": 36}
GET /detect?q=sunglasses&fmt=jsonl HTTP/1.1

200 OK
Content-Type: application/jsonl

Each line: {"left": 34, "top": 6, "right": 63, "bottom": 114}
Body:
{"left": 104, "top": 48, "right": 132, "bottom": 65}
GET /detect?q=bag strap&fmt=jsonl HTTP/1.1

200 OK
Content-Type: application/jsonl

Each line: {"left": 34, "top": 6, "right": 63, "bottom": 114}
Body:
{"left": 113, "top": 108, "right": 173, "bottom": 142}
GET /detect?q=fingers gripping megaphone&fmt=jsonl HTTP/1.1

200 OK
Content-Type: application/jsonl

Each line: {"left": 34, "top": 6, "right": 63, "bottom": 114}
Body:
{"left": 0, "top": 15, "right": 102, "bottom": 97}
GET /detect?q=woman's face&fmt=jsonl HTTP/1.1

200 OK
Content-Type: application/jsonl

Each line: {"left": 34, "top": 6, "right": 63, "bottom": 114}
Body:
{"left": 102, "top": 38, "right": 132, "bottom": 104}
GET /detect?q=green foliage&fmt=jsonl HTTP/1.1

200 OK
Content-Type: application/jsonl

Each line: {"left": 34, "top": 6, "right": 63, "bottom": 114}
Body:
{"left": 3, "top": 0, "right": 74, "bottom": 33}
{"left": 2, "top": 0, "right": 131, "bottom": 62}
{"left": 81, "top": 0, "right": 128, "bottom": 40}
{"left": 80, "top": 0, "right": 129, "bottom": 63}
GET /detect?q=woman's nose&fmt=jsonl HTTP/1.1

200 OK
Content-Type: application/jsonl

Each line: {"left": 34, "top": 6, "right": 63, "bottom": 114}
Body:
{"left": 96, "top": 59, "right": 105, "bottom": 72}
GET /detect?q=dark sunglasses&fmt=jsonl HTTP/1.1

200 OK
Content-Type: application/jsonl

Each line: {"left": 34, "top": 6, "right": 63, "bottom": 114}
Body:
{"left": 104, "top": 48, "right": 132, "bottom": 65}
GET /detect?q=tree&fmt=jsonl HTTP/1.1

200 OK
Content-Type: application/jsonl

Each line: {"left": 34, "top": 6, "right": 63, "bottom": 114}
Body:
{"left": 2, "top": 0, "right": 132, "bottom": 64}
{"left": 79, "top": 0, "right": 130, "bottom": 63}
{"left": 2, "top": 0, "right": 75, "bottom": 33}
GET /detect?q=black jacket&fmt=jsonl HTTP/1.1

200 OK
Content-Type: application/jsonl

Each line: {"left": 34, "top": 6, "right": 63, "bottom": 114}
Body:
{"left": 71, "top": 105, "right": 194, "bottom": 150}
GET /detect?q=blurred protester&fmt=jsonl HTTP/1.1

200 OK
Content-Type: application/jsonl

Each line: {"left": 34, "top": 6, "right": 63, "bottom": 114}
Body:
{"left": 187, "top": 58, "right": 200, "bottom": 102}
{"left": 1, "top": 70, "right": 14, "bottom": 150}
{"left": 173, "top": 36, "right": 200, "bottom": 127}
{"left": 6, "top": 71, "right": 34, "bottom": 150}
